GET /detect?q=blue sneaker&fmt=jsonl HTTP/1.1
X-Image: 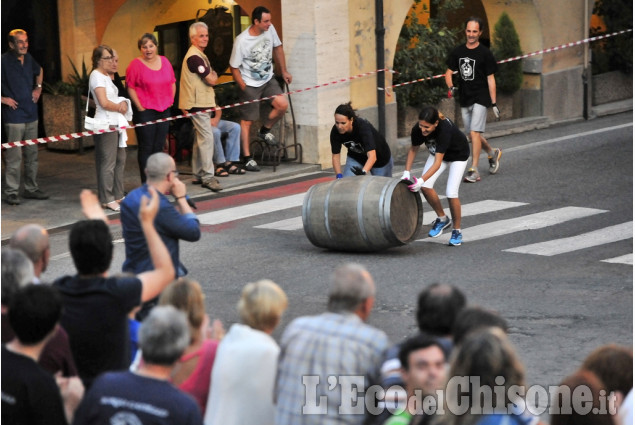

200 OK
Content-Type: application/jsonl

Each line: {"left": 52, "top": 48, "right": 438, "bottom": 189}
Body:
{"left": 449, "top": 230, "right": 463, "bottom": 246}
{"left": 428, "top": 217, "right": 451, "bottom": 238}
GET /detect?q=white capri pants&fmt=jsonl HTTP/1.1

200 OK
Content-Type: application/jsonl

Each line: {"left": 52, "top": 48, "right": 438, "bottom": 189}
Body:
{"left": 421, "top": 155, "right": 468, "bottom": 198}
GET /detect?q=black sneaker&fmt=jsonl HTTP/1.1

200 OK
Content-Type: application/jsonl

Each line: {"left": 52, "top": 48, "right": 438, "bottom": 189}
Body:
{"left": 6, "top": 194, "right": 20, "bottom": 205}
{"left": 22, "top": 189, "right": 49, "bottom": 200}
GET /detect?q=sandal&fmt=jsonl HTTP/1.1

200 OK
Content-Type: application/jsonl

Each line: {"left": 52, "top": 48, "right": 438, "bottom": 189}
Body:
{"left": 224, "top": 162, "right": 246, "bottom": 175}
{"left": 102, "top": 201, "right": 120, "bottom": 212}
{"left": 215, "top": 166, "right": 229, "bottom": 177}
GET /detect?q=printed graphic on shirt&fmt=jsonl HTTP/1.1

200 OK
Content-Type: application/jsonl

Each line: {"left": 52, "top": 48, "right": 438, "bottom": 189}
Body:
{"left": 110, "top": 411, "right": 143, "bottom": 425}
{"left": 246, "top": 38, "right": 273, "bottom": 82}
{"left": 425, "top": 138, "right": 437, "bottom": 155}
{"left": 459, "top": 57, "right": 476, "bottom": 81}
{"left": 343, "top": 140, "right": 365, "bottom": 155}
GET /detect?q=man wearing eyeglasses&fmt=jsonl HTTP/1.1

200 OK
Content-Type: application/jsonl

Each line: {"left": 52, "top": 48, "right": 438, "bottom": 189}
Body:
{"left": 120, "top": 152, "right": 201, "bottom": 321}
{"left": 1, "top": 29, "right": 49, "bottom": 206}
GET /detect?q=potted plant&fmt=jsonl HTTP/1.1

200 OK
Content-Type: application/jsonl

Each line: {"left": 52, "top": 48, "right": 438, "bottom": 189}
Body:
{"left": 42, "top": 57, "right": 94, "bottom": 151}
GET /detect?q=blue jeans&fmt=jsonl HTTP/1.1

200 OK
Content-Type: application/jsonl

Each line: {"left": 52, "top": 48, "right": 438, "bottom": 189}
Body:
{"left": 212, "top": 120, "right": 241, "bottom": 164}
{"left": 342, "top": 156, "right": 394, "bottom": 177}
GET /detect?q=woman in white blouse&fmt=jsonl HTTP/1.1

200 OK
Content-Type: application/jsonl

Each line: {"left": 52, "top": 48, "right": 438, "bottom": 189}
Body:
{"left": 204, "top": 280, "right": 288, "bottom": 425}
{"left": 89, "top": 45, "right": 130, "bottom": 212}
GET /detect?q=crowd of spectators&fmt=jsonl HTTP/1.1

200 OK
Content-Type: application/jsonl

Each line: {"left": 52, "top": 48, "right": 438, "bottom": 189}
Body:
{"left": 1, "top": 188, "right": 631, "bottom": 425}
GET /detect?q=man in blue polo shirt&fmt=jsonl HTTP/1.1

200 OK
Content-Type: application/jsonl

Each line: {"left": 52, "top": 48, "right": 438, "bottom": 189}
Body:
{"left": 1, "top": 29, "right": 48, "bottom": 205}
{"left": 121, "top": 152, "right": 201, "bottom": 320}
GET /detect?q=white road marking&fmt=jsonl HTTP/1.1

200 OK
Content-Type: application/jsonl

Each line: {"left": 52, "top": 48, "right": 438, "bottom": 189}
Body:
{"left": 197, "top": 193, "right": 306, "bottom": 225}
{"left": 420, "top": 207, "right": 608, "bottom": 243}
{"left": 601, "top": 253, "right": 633, "bottom": 265}
{"left": 256, "top": 200, "right": 527, "bottom": 232}
{"left": 504, "top": 222, "right": 633, "bottom": 256}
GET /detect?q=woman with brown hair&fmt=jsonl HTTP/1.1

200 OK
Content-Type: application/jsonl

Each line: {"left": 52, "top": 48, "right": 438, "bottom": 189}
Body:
{"left": 126, "top": 33, "right": 176, "bottom": 183}
{"left": 89, "top": 45, "right": 130, "bottom": 212}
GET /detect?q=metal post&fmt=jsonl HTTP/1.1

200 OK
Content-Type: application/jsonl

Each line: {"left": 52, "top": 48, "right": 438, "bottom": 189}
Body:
{"left": 375, "top": 0, "right": 386, "bottom": 137}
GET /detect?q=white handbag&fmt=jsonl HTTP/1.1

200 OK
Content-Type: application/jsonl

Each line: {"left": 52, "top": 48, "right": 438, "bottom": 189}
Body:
{"left": 83, "top": 87, "right": 110, "bottom": 131}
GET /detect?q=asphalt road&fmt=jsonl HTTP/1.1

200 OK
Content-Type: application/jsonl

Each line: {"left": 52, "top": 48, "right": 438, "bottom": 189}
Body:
{"left": 43, "top": 112, "right": 632, "bottom": 411}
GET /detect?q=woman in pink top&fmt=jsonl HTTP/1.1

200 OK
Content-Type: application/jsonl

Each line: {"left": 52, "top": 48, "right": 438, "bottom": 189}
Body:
{"left": 126, "top": 33, "right": 176, "bottom": 183}
{"left": 158, "top": 278, "right": 224, "bottom": 415}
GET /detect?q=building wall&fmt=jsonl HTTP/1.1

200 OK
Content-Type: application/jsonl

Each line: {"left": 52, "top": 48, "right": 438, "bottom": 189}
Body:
{"left": 56, "top": 0, "right": 594, "bottom": 166}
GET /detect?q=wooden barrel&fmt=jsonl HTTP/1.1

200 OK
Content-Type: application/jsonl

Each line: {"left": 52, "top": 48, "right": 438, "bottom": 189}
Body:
{"left": 302, "top": 176, "right": 424, "bottom": 252}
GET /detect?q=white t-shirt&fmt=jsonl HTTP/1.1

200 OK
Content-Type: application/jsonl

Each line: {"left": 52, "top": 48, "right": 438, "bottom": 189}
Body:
{"left": 89, "top": 70, "right": 119, "bottom": 122}
{"left": 229, "top": 24, "right": 282, "bottom": 88}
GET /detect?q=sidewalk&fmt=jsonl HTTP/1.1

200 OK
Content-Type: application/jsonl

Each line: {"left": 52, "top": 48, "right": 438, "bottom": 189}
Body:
{"left": 1, "top": 99, "right": 631, "bottom": 241}
{"left": 0, "top": 146, "right": 321, "bottom": 240}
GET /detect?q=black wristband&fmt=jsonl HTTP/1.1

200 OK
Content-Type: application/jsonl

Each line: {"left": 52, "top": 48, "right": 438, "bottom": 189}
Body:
{"left": 492, "top": 103, "right": 497, "bottom": 106}
{"left": 175, "top": 195, "right": 186, "bottom": 200}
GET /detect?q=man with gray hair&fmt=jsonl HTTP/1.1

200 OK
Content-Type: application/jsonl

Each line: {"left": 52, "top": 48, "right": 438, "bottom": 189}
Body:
{"left": 275, "top": 263, "right": 389, "bottom": 425}
{"left": 2, "top": 29, "right": 48, "bottom": 205}
{"left": 7, "top": 228, "right": 79, "bottom": 378}
{"left": 121, "top": 152, "right": 201, "bottom": 320}
{"left": 179, "top": 21, "right": 222, "bottom": 192}
{"left": 9, "top": 223, "right": 49, "bottom": 282}
{"left": 72, "top": 305, "right": 203, "bottom": 424}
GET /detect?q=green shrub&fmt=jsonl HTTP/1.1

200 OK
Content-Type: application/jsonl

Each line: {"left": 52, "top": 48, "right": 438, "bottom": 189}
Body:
{"left": 491, "top": 12, "right": 523, "bottom": 95}
{"left": 393, "top": 0, "right": 463, "bottom": 109}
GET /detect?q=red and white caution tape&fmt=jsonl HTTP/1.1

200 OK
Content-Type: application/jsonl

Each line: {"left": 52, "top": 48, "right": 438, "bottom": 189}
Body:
{"left": 3, "top": 29, "right": 631, "bottom": 149}
{"left": 2, "top": 69, "right": 394, "bottom": 150}
{"left": 382, "top": 28, "right": 633, "bottom": 90}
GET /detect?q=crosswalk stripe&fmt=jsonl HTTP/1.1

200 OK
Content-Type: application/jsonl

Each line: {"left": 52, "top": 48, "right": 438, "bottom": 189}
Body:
{"left": 254, "top": 200, "right": 527, "bottom": 232}
{"left": 255, "top": 216, "right": 303, "bottom": 230}
{"left": 420, "top": 207, "right": 608, "bottom": 243}
{"left": 601, "top": 254, "right": 633, "bottom": 265}
{"left": 422, "top": 200, "right": 527, "bottom": 223}
{"left": 503, "top": 222, "right": 633, "bottom": 256}
{"left": 197, "top": 193, "right": 305, "bottom": 225}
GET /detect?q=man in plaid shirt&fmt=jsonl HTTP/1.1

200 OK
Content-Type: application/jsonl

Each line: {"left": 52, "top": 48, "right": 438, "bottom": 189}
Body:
{"left": 275, "top": 263, "right": 389, "bottom": 425}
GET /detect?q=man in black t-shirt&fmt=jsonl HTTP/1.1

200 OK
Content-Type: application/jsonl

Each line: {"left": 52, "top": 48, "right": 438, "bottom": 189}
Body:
{"left": 2, "top": 285, "right": 69, "bottom": 425}
{"left": 445, "top": 16, "right": 503, "bottom": 183}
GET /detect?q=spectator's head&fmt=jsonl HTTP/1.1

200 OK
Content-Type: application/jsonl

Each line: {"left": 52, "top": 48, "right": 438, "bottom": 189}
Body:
{"left": 398, "top": 335, "right": 447, "bottom": 396}
{"left": 8, "top": 29, "right": 27, "bottom": 54}
{"left": 238, "top": 279, "right": 288, "bottom": 333}
{"left": 251, "top": 6, "right": 271, "bottom": 24}
{"left": 1, "top": 247, "right": 34, "bottom": 306}
{"left": 91, "top": 45, "right": 113, "bottom": 70}
{"left": 10, "top": 224, "right": 50, "bottom": 277}
{"left": 8, "top": 29, "right": 27, "bottom": 44}
{"left": 550, "top": 370, "right": 614, "bottom": 425}
{"left": 581, "top": 344, "right": 633, "bottom": 403}
{"left": 452, "top": 306, "right": 508, "bottom": 346}
{"left": 416, "top": 283, "right": 466, "bottom": 337}
{"left": 446, "top": 327, "right": 524, "bottom": 416}
{"left": 327, "top": 263, "right": 375, "bottom": 320}
{"left": 139, "top": 305, "right": 190, "bottom": 366}
{"left": 8, "top": 285, "right": 62, "bottom": 346}
{"left": 159, "top": 278, "right": 205, "bottom": 344}
{"left": 137, "top": 32, "right": 158, "bottom": 50}
{"left": 145, "top": 152, "right": 177, "bottom": 187}
{"left": 189, "top": 21, "right": 208, "bottom": 50}
{"left": 69, "top": 220, "right": 113, "bottom": 276}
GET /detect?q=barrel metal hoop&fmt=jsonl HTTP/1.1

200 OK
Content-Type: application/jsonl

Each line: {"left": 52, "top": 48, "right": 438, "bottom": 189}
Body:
{"left": 357, "top": 177, "right": 375, "bottom": 247}
{"left": 302, "top": 185, "right": 317, "bottom": 242}
{"left": 378, "top": 178, "right": 400, "bottom": 244}
{"left": 324, "top": 179, "right": 339, "bottom": 240}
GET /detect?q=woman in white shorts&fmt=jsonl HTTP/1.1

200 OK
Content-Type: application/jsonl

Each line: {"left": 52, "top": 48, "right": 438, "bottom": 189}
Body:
{"left": 403, "top": 105, "right": 470, "bottom": 246}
